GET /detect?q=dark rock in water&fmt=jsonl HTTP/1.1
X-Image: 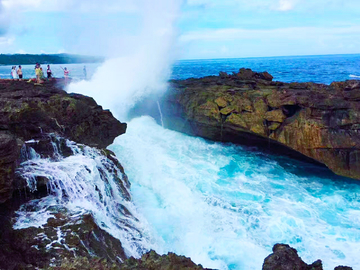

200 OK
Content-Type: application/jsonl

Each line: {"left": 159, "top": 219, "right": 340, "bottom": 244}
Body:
{"left": 236, "top": 68, "right": 273, "bottom": 81}
{"left": 0, "top": 209, "right": 126, "bottom": 269}
{"left": 118, "top": 250, "right": 213, "bottom": 270}
{"left": 262, "top": 243, "right": 323, "bottom": 270}
{"left": 165, "top": 69, "right": 360, "bottom": 180}
{"left": 262, "top": 244, "right": 353, "bottom": 270}
{"left": 219, "top": 71, "right": 229, "bottom": 78}
{"left": 0, "top": 79, "right": 126, "bottom": 203}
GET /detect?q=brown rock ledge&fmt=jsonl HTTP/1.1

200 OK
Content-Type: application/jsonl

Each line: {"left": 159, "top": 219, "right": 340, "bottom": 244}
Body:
{"left": 164, "top": 68, "right": 360, "bottom": 180}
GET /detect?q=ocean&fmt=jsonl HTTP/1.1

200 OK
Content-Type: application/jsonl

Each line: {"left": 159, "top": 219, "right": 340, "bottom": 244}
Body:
{"left": 13, "top": 54, "right": 360, "bottom": 270}
{"left": 1, "top": 54, "right": 360, "bottom": 84}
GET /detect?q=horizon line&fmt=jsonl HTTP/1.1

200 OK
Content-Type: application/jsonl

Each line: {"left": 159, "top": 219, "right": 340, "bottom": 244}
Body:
{"left": 177, "top": 52, "right": 360, "bottom": 62}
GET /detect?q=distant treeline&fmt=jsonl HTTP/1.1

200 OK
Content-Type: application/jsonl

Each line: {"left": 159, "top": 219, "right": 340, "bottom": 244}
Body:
{"left": 0, "top": 53, "right": 104, "bottom": 65}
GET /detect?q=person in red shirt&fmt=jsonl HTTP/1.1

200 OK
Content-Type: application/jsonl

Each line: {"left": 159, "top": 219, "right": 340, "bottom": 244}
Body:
{"left": 60, "top": 66, "right": 69, "bottom": 85}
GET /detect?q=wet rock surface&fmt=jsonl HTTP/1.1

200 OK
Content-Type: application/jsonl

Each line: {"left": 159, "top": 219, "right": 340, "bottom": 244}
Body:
{"left": 1, "top": 210, "right": 126, "bottom": 270}
{"left": 263, "top": 244, "right": 323, "bottom": 270}
{"left": 0, "top": 136, "right": 132, "bottom": 270}
{"left": 262, "top": 244, "right": 353, "bottom": 270}
{"left": 165, "top": 68, "right": 360, "bottom": 180}
{"left": 116, "top": 250, "right": 213, "bottom": 270}
{"left": 0, "top": 79, "right": 126, "bottom": 203}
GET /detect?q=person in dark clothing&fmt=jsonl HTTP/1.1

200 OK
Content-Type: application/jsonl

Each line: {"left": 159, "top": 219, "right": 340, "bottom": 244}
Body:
{"left": 47, "top": 65, "right": 52, "bottom": 79}
{"left": 17, "top": 65, "right": 23, "bottom": 79}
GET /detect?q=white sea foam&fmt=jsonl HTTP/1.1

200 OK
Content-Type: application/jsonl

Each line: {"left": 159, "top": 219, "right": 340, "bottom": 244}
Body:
{"left": 109, "top": 116, "right": 360, "bottom": 270}
{"left": 14, "top": 140, "right": 153, "bottom": 258}
{"left": 349, "top": 74, "right": 360, "bottom": 78}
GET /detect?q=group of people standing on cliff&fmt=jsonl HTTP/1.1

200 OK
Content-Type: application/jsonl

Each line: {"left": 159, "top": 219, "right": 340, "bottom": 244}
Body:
{"left": 9, "top": 64, "right": 87, "bottom": 84}
{"left": 34, "top": 63, "right": 53, "bottom": 83}
{"left": 10, "top": 66, "right": 23, "bottom": 79}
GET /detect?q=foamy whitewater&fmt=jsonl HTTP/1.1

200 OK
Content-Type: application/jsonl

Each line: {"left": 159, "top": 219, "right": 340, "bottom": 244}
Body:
{"left": 15, "top": 137, "right": 153, "bottom": 258}
{"left": 107, "top": 116, "right": 360, "bottom": 270}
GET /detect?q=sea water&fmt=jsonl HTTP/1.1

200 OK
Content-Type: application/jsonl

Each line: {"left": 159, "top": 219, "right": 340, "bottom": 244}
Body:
{"left": 1, "top": 54, "right": 360, "bottom": 84}
{"left": 109, "top": 116, "right": 360, "bottom": 270}
{"left": 108, "top": 54, "right": 360, "bottom": 269}
{"left": 12, "top": 54, "right": 360, "bottom": 269}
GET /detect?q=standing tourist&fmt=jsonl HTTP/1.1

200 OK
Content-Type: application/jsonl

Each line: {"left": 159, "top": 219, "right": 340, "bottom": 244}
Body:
{"left": 61, "top": 66, "right": 69, "bottom": 85}
{"left": 83, "top": 65, "right": 87, "bottom": 80}
{"left": 39, "top": 65, "right": 45, "bottom": 80}
{"left": 17, "top": 65, "right": 23, "bottom": 80}
{"left": 47, "top": 65, "right": 52, "bottom": 79}
{"left": 11, "top": 66, "right": 17, "bottom": 79}
{"left": 35, "top": 64, "right": 41, "bottom": 84}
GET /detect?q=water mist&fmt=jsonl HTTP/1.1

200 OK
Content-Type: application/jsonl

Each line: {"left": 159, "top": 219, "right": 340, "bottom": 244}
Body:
{"left": 68, "top": 0, "right": 181, "bottom": 120}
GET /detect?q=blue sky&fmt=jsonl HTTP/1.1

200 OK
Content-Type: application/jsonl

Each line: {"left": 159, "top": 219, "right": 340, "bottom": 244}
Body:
{"left": 0, "top": 0, "right": 359, "bottom": 59}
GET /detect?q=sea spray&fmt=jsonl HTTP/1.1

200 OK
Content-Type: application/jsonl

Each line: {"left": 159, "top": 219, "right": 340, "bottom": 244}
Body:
{"left": 14, "top": 137, "right": 153, "bottom": 258}
{"left": 68, "top": 0, "right": 182, "bottom": 120}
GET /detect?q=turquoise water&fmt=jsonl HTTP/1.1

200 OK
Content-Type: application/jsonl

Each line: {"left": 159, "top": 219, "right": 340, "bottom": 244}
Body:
{"left": 110, "top": 116, "right": 360, "bottom": 270}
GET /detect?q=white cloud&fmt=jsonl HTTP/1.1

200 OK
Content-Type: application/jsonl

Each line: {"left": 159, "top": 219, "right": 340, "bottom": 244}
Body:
{"left": 276, "top": 0, "right": 296, "bottom": 11}
{"left": 179, "top": 24, "right": 360, "bottom": 58}
{"left": 180, "top": 25, "right": 360, "bottom": 42}
{"left": 0, "top": 36, "right": 14, "bottom": 45}
{"left": 183, "top": 0, "right": 360, "bottom": 13}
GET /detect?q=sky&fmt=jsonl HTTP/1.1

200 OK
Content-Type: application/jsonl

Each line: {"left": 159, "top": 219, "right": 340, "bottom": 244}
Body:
{"left": 0, "top": 0, "right": 359, "bottom": 59}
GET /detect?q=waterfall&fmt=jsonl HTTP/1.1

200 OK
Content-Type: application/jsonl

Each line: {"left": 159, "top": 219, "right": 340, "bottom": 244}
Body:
{"left": 14, "top": 135, "right": 152, "bottom": 258}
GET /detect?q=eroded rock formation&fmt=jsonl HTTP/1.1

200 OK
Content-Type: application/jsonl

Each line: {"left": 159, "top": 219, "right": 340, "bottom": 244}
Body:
{"left": 165, "top": 68, "right": 360, "bottom": 179}
{"left": 0, "top": 80, "right": 127, "bottom": 269}
{"left": 262, "top": 243, "right": 353, "bottom": 270}
{"left": 0, "top": 80, "right": 126, "bottom": 203}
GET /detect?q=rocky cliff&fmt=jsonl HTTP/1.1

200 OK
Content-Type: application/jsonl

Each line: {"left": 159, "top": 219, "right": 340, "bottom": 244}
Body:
{"left": 0, "top": 79, "right": 126, "bottom": 203}
{"left": 0, "top": 79, "right": 128, "bottom": 269}
{"left": 164, "top": 68, "right": 360, "bottom": 180}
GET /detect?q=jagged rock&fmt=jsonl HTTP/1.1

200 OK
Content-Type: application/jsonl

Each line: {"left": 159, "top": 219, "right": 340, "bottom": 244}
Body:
{"left": 235, "top": 68, "right": 273, "bottom": 81}
{"left": 118, "top": 250, "right": 213, "bottom": 270}
{"left": 262, "top": 244, "right": 353, "bottom": 270}
{"left": 44, "top": 250, "right": 214, "bottom": 270}
{"left": 0, "top": 79, "right": 126, "bottom": 203}
{"left": 0, "top": 132, "right": 20, "bottom": 203}
{"left": 0, "top": 209, "right": 126, "bottom": 270}
{"left": 219, "top": 71, "right": 229, "bottom": 78}
{"left": 165, "top": 70, "right": 360, "bottom": 180}
{"left": 0, "top": 80, "right": 126, "bottom": 148}
{"left": 262, "top": 244, "right": 323, "bottom": 270}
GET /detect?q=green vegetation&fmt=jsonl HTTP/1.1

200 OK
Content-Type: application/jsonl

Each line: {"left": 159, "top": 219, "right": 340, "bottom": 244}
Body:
{"left": 0, "top": 53, "right": 104, "bottom": 65}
